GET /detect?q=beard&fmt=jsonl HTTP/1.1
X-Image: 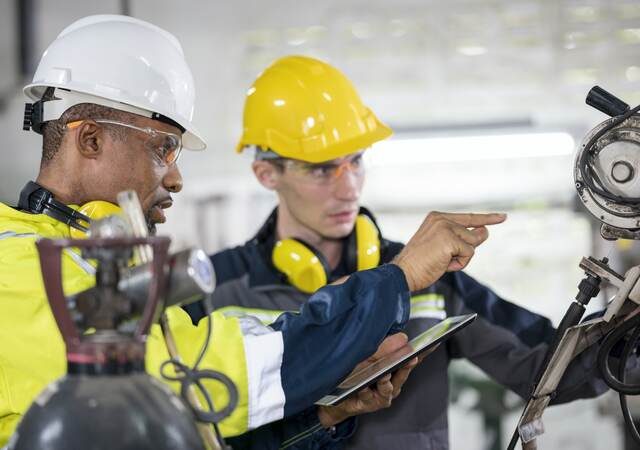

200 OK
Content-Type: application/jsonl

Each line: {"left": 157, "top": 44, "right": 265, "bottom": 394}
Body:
{"left": 146, "top": 215, "right": 157, "bottom": 235}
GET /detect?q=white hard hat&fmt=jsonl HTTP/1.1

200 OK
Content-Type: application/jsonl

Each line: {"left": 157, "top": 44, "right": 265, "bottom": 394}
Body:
{"left": 23, "top": 14, "right": 206, "bottom": 150}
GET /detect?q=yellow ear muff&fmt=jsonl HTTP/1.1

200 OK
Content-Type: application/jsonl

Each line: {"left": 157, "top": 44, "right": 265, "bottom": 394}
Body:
{"left": 69, "top": 201, "right": 124, "bottom": 239}
{"left": 354, "top": 214, "right": 381, "bottom": 271}
{"left": 272, "top": 239, "right": 328, "bottom": 294}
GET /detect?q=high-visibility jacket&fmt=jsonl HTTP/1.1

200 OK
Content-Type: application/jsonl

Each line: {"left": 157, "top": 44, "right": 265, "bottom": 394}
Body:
{"left": 0, "top": 202, "right": 410, "bottom": 447}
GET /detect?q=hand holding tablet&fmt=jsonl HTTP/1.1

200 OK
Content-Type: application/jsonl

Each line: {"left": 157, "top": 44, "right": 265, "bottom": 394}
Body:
{"left": 316, "top": 314, "right": 477, "bottom": 406}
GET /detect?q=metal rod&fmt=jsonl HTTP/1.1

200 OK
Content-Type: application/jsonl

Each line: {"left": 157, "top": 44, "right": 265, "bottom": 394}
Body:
{"left": 160, "top": 314, "right": 221, "bottom": 450}
{"left": 117, "top": 191, "right": 221, "bottom": 450}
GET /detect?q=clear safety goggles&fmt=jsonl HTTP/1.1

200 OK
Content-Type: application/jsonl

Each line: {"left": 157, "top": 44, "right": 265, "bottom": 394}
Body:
{"left": 66, "top": 119, "right": 183, "bottom": 165}
{"left": 277, "top": 152, "right": 366, "bottom": 185}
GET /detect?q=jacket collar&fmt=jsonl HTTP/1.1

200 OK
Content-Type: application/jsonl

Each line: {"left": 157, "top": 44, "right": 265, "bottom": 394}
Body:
{"left": 0, "top": 202, "right": 72, "bottom": 238}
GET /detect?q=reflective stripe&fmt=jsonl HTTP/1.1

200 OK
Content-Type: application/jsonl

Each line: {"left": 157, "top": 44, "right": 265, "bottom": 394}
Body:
{"left": 219, "top": 306, "right": 288, "bottom": 326}
{"left": 243, "top": 329, "right": 286, "bottom": 429}
{"left": 410, "top": 307, "right": 447, "bottom": 320}
{"left": 237, "top": 315, "right": 275, "bottom": 336}
{"left": 63, "top": 249, "right": 96, "bottom": 276}
{"left": 410, "top": 294, "right": 446, "bottom": 320}
{"left": 0, "top": 231, "right": 38, "bottom": 240}
{"left": 412, "top": 299, "right": 445, "bottom": 309}
{"left": 411, "top": 293, "right": 445, "bottom": 307}
{"left": 0, "top": 230, "right": 95, "bottom": 276}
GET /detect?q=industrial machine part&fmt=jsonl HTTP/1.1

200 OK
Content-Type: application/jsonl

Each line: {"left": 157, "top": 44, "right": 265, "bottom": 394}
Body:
{"left": 69, "top": 247, "right": 216, "bottom": 321}
{"left": 507, "top": 87, "right": 640, "bottom": 449}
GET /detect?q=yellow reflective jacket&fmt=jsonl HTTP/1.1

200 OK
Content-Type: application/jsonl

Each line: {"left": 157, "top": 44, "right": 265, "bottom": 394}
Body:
{"left": 0, "top": 203, "right": 254, "bottom": 446}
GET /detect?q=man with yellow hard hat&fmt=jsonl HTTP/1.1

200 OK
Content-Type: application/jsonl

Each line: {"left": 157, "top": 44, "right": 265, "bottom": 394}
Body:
{"left": 0, "top": 16, "right": 507, "bottom": 450}
{"left": 185, "top": 55, "right": 610, "bottom": 449}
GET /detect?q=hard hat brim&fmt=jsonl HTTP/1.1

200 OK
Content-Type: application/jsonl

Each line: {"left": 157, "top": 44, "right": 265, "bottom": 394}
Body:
{"left": 237, "top": 119, "right": 392, "bottom": 163}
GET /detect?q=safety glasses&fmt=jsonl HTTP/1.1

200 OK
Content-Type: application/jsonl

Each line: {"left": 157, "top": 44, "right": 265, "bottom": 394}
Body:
{"left": 66, "top": 119, "right": 183, "bottom": 165}
{"left": 277, "top": 152, "right": 366, "bottom": 185}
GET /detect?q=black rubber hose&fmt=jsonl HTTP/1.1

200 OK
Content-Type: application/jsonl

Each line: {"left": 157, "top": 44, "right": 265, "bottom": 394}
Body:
{"left": 618, "top": 323, "right": 640, "bottom": 446}
{"left": 597, "top": 314, "right": 640, "bottom": 395}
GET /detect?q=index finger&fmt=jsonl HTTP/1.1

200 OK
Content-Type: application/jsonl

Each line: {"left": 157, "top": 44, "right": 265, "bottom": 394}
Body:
{"left": 439, "top": 212, "right": 507, "bottom": 227}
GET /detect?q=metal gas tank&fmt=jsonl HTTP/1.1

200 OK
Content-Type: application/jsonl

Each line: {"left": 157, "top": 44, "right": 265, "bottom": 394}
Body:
{"left": 9, "top": 373, "right": 206, "bottom": 450}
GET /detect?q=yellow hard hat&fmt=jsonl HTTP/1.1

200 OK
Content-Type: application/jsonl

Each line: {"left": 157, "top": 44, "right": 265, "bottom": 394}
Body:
{"left": 236, "top": 55, "right": 392, "bottom": 163}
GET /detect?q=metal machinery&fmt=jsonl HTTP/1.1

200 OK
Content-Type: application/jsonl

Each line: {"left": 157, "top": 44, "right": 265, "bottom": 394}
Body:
{"left": 508, "top": 87, "right": 640, "bottom": 449}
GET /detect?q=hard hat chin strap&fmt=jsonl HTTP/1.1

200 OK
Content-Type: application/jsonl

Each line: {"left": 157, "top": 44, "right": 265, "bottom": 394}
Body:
{"left": 22, "top": 88, "right": 184, "bottom": 134}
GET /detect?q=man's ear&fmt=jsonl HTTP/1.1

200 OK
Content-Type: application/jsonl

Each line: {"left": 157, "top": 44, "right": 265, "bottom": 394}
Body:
{"left": 74, "top": 120, "right": 105, "bottom": 159}
{"left": 252, "top": 160, "right": 280, "bottom": 190}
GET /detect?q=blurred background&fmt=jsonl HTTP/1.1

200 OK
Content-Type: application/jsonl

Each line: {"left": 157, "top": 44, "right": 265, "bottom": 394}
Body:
{"left": 2, "top": 0, "right": 640, "bottom": 448}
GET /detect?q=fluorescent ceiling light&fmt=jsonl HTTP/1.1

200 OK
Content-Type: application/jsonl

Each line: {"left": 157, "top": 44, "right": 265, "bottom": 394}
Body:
{"left": 370, "top": 132, "right": 575, "bottom": 164}
{"left": 457, "top": 45, "right": 488, "bottom": 56}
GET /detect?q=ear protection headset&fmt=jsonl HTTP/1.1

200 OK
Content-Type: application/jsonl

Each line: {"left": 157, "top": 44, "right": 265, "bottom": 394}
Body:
{"left": 255, "top": 207, "right": 383, "bottom": 293}
{"left": 18, "top": 181, "right": 122, "bottom": 239}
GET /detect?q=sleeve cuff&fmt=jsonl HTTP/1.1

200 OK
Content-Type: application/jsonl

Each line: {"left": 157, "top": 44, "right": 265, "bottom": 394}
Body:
{"left": 383, "top": 263, "right": 411, "bottom": 333}
{"left": 280, "top": 407, "right": 357, "bottom": 449}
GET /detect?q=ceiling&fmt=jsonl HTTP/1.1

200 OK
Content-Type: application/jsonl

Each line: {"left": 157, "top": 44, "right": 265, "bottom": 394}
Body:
{"left": 1, "top": 0, "right": 639, "bottom": 202}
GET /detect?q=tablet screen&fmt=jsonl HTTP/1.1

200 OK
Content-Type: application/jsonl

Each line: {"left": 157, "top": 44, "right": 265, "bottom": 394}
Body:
{"left": 315, "top": 313, "right": 477, "bottom": 406}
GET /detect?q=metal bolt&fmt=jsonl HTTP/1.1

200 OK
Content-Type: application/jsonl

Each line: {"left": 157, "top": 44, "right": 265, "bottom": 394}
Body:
{"left": 611, "top": 160, "right": 634, "bottom": 183}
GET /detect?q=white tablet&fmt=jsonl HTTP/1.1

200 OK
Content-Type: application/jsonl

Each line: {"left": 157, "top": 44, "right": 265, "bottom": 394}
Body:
{"left": 315, "top": 313, "right": 477, "bottom": 406}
